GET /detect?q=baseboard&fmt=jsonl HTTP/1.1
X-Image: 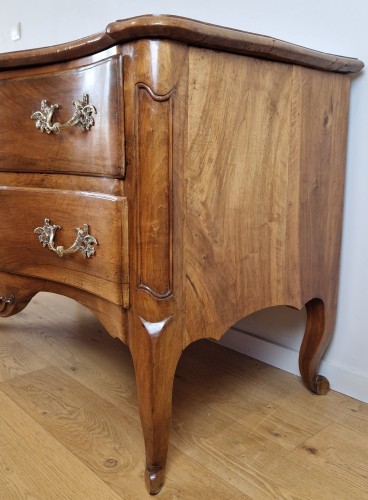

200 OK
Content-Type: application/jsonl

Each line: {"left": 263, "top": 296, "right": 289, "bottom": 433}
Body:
{"left": 219, "top": 327, "right": 368, "bottom": 404}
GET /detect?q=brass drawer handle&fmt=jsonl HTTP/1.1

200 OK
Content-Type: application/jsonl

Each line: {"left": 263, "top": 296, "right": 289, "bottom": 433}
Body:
{"left": 0, "top": 295, "right": 15, "bottom": 313}
{"left": 31, "top": 93, "right": 96, "bottom": 134}
{"left": 34, "top": 219, "right": 98, "bottom": 258}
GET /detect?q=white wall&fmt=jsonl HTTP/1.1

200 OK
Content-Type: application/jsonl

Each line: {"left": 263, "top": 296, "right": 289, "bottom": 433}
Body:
{"left": 1, "top": 0, "right": 368, "bottom": 402}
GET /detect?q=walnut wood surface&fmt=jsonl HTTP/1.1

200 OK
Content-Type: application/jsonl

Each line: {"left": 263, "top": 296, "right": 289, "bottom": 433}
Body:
{"left": 0, "top": 49, "right": 124, "bottom": 177}
{"left": 184, "top": 49, "right": 350, "bottom": 344}
{"left": 0, "top": 272, "right": 128, "bottom": 342}
{"left": 0, "top": 172, "right": 124, "bottom": 196}
{"left": 136, "top": 84, "right": 173, "bottom": 299}
{"left": 0, "top": 21, "right": 362, "bottom": 495}
{"left": 0, "top": 16, "right": 363, "bottom": 73}
{"left": 0, "top": 185, "right": 127, "bottom": 305}
{"left": 122, "top": 39, "right": 188, "bottom": 494}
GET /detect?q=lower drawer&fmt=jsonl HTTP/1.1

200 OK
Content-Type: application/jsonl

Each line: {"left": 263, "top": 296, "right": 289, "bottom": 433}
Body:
{"left": 0, "top": 186, "right": 128, "bottom": 305}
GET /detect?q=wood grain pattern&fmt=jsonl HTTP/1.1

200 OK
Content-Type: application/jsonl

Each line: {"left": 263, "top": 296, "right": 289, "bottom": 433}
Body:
{"left": 292, "top": 66, "right": 350, "bottom": 306}
{"left": 1, "top": 295, "right": 368, "bottom": 498}
{"left": 0, "top": 186, "right": 127, "bottom": 304}
{"left": 0, "top": 16, "right": 363, "bottom": 73}
{"left": 1, "top": 367, "right": 148, "bottom": 496}
{"left": 108, "top": 16, "right": 364, "bottom": 73}
{"left": 0, "top": 19, "right": 361, "bottom": 495}
{"left": 0, "top": 272, "right": 128, "bottom": 342}
{"left": 0, "top": 49, "right": 124, "bottom": 177}
{"left": 0, "top": 338, "right": 48, "bottom": 383}
{"left": 0, "top": 391, "right": 122, "bottom": 499}
{"left": 185, "top": 49, "right": 295, "bottom": 342}
{"left": 136, "top": 84, "right": 173, "bottom": 298}
{"left": 122, "top": 39, "right": 188, "bottom": 493}
{"left": 184, "top": 47, "right": 351, "bottom": 397}
{"left": 0, "top": 172, "right": 124, "bottom": 196}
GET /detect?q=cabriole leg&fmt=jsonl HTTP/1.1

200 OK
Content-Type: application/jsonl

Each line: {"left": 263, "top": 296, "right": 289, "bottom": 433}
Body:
{"left": 299, "top": 298, "right": 331, "bottom": 395}
{"left": 129, "top": 314, "right": 182, "bottom": 495}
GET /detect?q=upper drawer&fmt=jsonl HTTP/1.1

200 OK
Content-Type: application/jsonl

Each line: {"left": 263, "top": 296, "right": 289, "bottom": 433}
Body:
{"left": 0, "top": 48, "right": 124, "bottom": 177}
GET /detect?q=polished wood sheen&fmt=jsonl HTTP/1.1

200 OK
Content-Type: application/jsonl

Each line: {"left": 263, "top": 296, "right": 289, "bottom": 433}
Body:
{"left": 0, "top": 184, "right": 127, "bottom": 304}
{"left": 0, "top": 48, "right": 124, "bottom": 177}
{"left": 0, "top": 15, "right": 363, "bottom": 73}
{"left": 136, "top": 83, "right": 173, "bottom": 298}
{"left": 0, "top": 16, "right": 363, "bottom": 494}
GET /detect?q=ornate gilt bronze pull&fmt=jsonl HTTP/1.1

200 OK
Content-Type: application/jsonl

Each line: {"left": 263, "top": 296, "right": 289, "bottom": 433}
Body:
{"left": 34, "top": 219, "right": 97, "bottom": 258}
{"left": 31, "top": 93, "right": 96, "bottom": 134}
{"left": 0, "top": 295, "right": 15, "bottom": 313}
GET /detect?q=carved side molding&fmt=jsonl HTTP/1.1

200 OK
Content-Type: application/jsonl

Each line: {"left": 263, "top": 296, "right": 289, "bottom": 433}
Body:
{"left": 136, "top": 83, "right": 174, "bottom": 299}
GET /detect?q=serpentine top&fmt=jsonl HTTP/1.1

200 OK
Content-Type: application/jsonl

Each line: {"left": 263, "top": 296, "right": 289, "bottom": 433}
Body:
{"left": 0, "top": 15, "right": 364, "bottom": 73}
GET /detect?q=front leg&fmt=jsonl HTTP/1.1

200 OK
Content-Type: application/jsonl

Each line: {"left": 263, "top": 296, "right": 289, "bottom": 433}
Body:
{"left": 299, "top": 298, "right": 332, "bottom": 395}
{"left": 128, "top": 313, "right": 182, "bottom": 494}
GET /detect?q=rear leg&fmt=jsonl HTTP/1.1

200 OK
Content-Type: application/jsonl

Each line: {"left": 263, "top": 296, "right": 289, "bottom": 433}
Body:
{"left": 299, "top": 298, "right": 332, "bottom": 395}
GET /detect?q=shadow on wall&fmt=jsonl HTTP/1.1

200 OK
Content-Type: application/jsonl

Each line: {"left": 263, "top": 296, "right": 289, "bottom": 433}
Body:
{"left": 221, "top": 305, "right": 307, "bottom": 357}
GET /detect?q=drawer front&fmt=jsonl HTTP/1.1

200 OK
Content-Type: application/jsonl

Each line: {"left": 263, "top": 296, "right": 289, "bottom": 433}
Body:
{"left": 0, "top": 51, "right": 123, "bottom": 177}
{"left": 0, "top": 186, "right": 128, "bottom": 305}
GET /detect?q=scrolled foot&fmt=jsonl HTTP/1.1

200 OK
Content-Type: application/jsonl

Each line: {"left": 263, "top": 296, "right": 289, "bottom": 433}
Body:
{"left": 0, "top": 292, "right": 33, "bottom": 318}
{"left": 145, "top": 464, "right": 165, "bottom": 495}
{"left": 0, "top": 294, "right": 21, "bottom": 317}
{"left": 313, "top": 375, "right": 330, "bottom": 395}
{"left": 299, "top": 298, "right": 333, "bottom": 396}
{"left": 0, "top": 294, "right": 15, "bottom": 314}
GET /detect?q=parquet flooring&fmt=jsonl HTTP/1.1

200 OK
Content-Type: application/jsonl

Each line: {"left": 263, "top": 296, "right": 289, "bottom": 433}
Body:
{"left": 0, "top": 293, "right": 367, "bottom": 499}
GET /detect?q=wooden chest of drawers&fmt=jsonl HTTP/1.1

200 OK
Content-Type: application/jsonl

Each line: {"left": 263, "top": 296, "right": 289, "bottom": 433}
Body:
{"left": 0, "top": 15, "right": 363, "bottom": 494}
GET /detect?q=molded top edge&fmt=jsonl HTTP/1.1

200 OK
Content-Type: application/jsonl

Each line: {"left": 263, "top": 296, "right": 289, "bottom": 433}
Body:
{"left": 0, "top": 14, "right": 364, "bottom": 73}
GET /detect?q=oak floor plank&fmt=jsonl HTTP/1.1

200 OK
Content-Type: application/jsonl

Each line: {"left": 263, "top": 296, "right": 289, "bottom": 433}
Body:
{"left": 0, "top": 391, "right": 121, "bottom": 500}
{"left": 0, "top": 333, "right": 49, "bottom": 383}
{"left": 257, "top": 421, "right": 368, "bottom": 499}
{"left": 182, "top": 417, "right": 368, "bottom": 499}
{"left": 1, "top": 294, "right": 140, "bottom": 421}
{"left": 0, "top": 366, "right": 151, "bottom": 498}
{"left": 0, "top": 366, "right": 246, "bottom": 499}
{"left": 176, "top": 343, "right": 317, "bottom": 442}
{"left": 294, "top": 423, "right": 368, "bottom": 494}
{"left": 1, "top": 293, "right": 368, "bottom": 498}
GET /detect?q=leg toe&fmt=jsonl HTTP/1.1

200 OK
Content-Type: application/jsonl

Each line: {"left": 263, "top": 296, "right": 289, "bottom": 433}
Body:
{"left": 145, "top": 464, "right": 165, "bottom": 495}
{"left": 313, "top": 375, "right": 330, "bottom": 395}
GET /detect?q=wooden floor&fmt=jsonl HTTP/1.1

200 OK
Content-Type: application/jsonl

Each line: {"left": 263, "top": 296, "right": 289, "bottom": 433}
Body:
{"left": 0, "top": 294, "right": 368, "bottom": 499}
